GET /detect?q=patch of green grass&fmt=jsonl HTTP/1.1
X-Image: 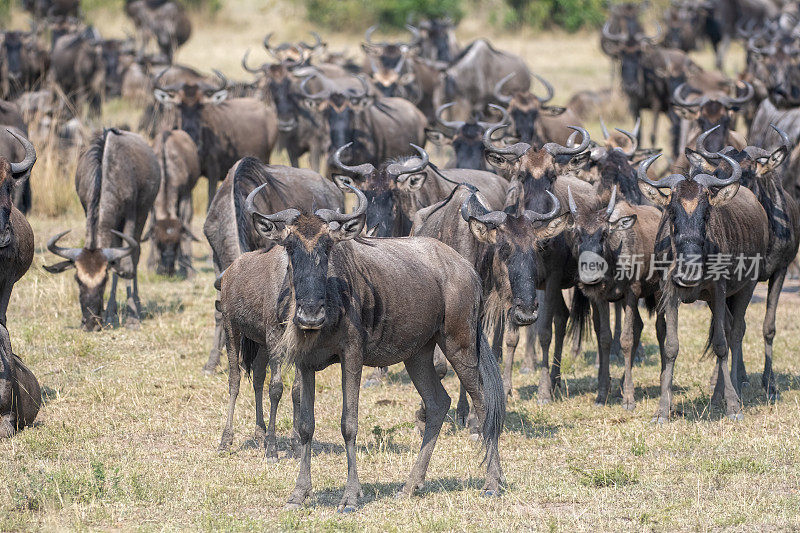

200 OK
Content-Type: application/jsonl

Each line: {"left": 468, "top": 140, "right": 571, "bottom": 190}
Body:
{"left": 571, "top": 464, "right": 639, "bottom": 488}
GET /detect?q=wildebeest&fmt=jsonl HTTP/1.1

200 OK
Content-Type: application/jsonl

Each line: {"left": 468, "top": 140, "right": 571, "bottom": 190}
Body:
{"left": 331, "top": 142, "right": 508, "bottom": 238}
{"left": 425, "top": 102, "right": 508, "bottom": 170}
{"left": 0, "top": 324, "right": 41, "bottom": 438}
{"left": 44, "top": 129, "right": 160, "bottom": 331}
{"left": 202, "top": 157, "right": 343, "bottom": 374}
{"left": 125, "top": 0, "right": 191, "bottom": 63}
{"left": 153, "top": 70, "right": 278, "bottom": 206}
{"left": 23, "top": 0, "right": 80, "bottom": 19}
{"left": 483, "top": 122, "right": 598, "bottom": 402}
{"left": 493, "top": 71, "right": 581, "bottom": 146}
{"left": 145, "top": 128, "right": 201, "bottom": 277}
{"left": 408, "top": 18, "right": 459, "bottom": 63}
{"left": 439, "top": 39, "right": 530, "bottom": 113}
{"left": 0, "top": 29, "right": 49, "bottom": 99}
{"left": 49, "top": 26, "right": 105, "bottom": 116}
{"left": 663, "top": 1, "right": 722, "bottom": 55}
{"left": 219, "top": 185, "right": 504, "bottom": 510}
{"left": 637, "top": 152, "right": 769, "bottom": 421}
{"left": 0, "top": 130, "right": 36, "bottom": 327}
{"left": 0, "top": 127, "right": 33, "bottom": 215}
{"left": 567, "top": 185, "right": 662, "bottom": 409}
{"left": 300, "top": 74, "right": 426, "bottom": 169}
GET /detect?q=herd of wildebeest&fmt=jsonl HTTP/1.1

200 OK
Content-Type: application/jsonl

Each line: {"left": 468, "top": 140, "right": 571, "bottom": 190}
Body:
{"left": 2, "top": 0, "right": 800, "bottom": 512}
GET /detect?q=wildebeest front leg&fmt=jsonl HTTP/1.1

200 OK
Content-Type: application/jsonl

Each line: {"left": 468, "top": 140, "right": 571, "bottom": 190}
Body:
{"left": 610, "top": 300, "right": 623, "bottom": 361}
{"left": 103, "top": 274, "right": 119, "bottom": 327}
{"left": 620, "top": 292, "right": 642, "bottom": 411}
{"left": 266, "top": 354, "right": 284, "bottom": 460}
{"left": 502, "top": 313, "right": 520, "bottom": 398}
{"left": 591, "top": 300, "right": 611, "bottom": 405}
{"left": 338, "top": 356, "right": 364, "bottom": 512}
{"left": 178, "top": 195, "right": 194, "bottom": 278}
{"left": 202, "top": 307, "right": 225, "bottom": 374}
{"left": 549, "top": 291, "right": 569, "bottom": 392}
{"left": 536, "top": 287, "right": 556, "bottom": 404}
{"left": 124, "top": 274, "right": 141, "bottom": 329}
{"left": 251, "top": 347, "right": 268, "bottom": 452}
{"left": 400, "top": 344, "right": 450, "bottom": 498}
{"left": 218, "top": 323, "right": 241, "bottom": 451}
{"left": 762, "top": 269, "right": 786, "bottom": 401}
{"left": 725, "top": 285, "right": 752, "bottom": 419}
{"left": 654, "top": 295, "right": 679, "bottom": 423}
{"left": 286, "top": 365, "right": 315, "bottom": 510}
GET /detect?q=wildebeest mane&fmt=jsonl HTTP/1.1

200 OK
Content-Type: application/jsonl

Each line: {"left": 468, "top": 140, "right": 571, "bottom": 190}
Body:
{"left": 602, "top": 149, "right": 643, "bottom": 204}
{"left": 232, "top": 157, "right": 291, "bottom": 253}
{"left": 85, "top": 128, "right": 118, "bottom": 248}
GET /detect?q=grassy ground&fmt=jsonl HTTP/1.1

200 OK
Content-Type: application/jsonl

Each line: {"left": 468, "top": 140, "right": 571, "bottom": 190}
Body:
{"left": 2, "top": 2, "right": 800, "bottom": 531}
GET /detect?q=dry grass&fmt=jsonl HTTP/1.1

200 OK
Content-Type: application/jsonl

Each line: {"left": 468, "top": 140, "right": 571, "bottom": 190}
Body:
{"left": 2, "top": 2, "right": 799, "bottom": 531}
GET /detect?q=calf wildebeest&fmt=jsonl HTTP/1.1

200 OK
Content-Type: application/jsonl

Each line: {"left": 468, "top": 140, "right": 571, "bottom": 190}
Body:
{"left": 331, "top": 142, "right": 508, "bottom": 238}
{"left": 49, "top": 26, "right": 105, "bottom": 117}
{"left": 202, "top": 157, "right": 343, "bottom": 374}
{"left": 0, "top": 324, "right": 41, "bottom": 438}
{"left": 125, "top": 0, "right": 191, "bottom": 63}
{"left": 44, "top": 129, "right": 160, "bottom": 331}
{"left": 408, "top": 18, "right": 459, "bottom": 63}
{"left": 483, "top": 122, "right": 598, "bottom": 403}
{"left": 0, "top": 127, "right": 33, "bottom": 215}
{"left": 220, "top": 185, "right": 504, "bottom": 510}
{"left": 145, "top": 128, "right": 201, "bottom": 277}
{"left": 440, "top": 39, "right": 530, "bottom": 113}
{"left": 692, "top": 125, "right": 800, "bottom": 400}
{"left": 0, "top": 131, "right": 36, "bottom": 328}
{"left": 154, "top": 70, "right": 278, "bottom": 206}
{"left": 300, "top": 74, "right": 426, "bottom": 169}
{"left": 567, "top": 185, "right": 662, "bottom": 409}
{"left": 637, "top": 152, "right": 769, "bottom": 421}
{"left": 493, "top": 72, "right": 581, "bottom": 146}
{"left": 425, "top": 102, "right": 508, "bottom": 170}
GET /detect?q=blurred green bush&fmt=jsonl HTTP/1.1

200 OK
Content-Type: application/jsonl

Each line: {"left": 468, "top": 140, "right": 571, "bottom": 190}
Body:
{"left": 505, "top": 0, "right": 606, "bottom": 31}
{"left": 304, "top": 0, "right": 464, "bottom": 29}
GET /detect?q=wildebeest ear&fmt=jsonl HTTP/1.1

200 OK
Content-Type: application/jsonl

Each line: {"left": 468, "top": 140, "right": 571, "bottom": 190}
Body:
{"left": 329, "top": 216, "right": 365, "bottom": 242}
{"left": 468, "top": 219, "right": 497, "bottom": 244}
{"left": 543, "top": 106, "right": 567, "bottom": 116}
{"left": 396, "top": 172, "right": 427, "bottom": 192}
{"left": 485, "top": 152, "right": 514, "bottom": 169}
{"left": 252, "top": 214, "right": 290, "bottom": 243}
{"left": 567, "top": 151, "right": 591, "bottom": 170}
{"left": 709, "top": 182, "right": 739, "bottom": 206}
{"left": 42, "top": 260, "right": 75, "bottom": 273}
{"left": 535, "top": 213, "right": 570, "bottom": 240}
{"left": 208, "top": 90, "right": 228, "bottom": 104}
{"left": 674, "top": 106, "right": 698, "bottom": 121}
{"left": 154, "top": 89, "right": 176, "bottom": 106}
{"left": 425, "top": 128, "right": 451, "bottom": 146}
{"left": 761, "top": 147, "right": 788, "bottom": 172}
{"left": 611, "top": 214, "right": 637, "bottom": 231}
{"left": 333, "top": 174, "right": 357, "bottom": 192}
{"left": 638, "top": 181, "right": 671, "bottom": 207}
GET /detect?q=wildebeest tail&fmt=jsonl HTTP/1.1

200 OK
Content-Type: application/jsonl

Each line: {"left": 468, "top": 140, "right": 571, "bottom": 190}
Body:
{"left": 644, "top": 294, "right": 657, "bottom": 317}
{"left": 241, "top": 337, "right": 259, "bottom": 376}
{"left": 477, "top": 316, "right": 505, "bottom": 464}
{"left": 567, "top": 288, "right": 591, "bottom": 351}
{"left": 232, "top": 157, "right": 290, "bottom": 253}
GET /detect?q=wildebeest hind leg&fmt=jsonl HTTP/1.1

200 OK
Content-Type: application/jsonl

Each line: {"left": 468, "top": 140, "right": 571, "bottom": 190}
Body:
{"left": 103, "top": 274, "right": 119, "bottom": 327}
{"left": 550, "top": 292, "right": 569, "bottom": 393}
{"left": 591, "top": 300, "right": 611, "bottom": 405}
{"left": 501, "top": 314, "right": 520, "bottom": 398}
{"left": 251, "top": 346, "right": 268, "bottom": 452}
{"left": 266, "top": 352, "right": 285, "bottom": 460}
{"left": 124, "top": 275, "right": 141, "bottom": 329}
{"left": 762, "top": 269, "right": 786, "bottom": 401}
{"left": 399, "top": 343, "right": 450, "bottom": 498}
{"left": 218, "top": 322, "right": 241, "bottom": 451}
{"left": 337, "top": 354, "right": 364, "bottom": 512}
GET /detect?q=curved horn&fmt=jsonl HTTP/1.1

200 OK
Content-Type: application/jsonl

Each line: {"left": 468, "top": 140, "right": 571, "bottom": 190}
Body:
{"left": 387, "top": 144, "right": 429, "bottom": 176}
{"left": 46, "top": 230, "right": 81, "bottom": 262}
{"left": 405, "top": 24, "right": 422, "bottom": 46}
{"left": 632, "top": 117, "right": 641, "bottom": 140}
{"left": 212, "top": 69, "right": 228, "bottom": 91}
{"left": 332, "top": 143, "right": 376, "bottom": 177}
{"left": 567, "top": 185, "right": 578, "bottom": 216}
{"left": 300, "top": 31, "right": 323, "bottom": 50}
{"left": 694, "top": 151, "right": 741, "bottom": 187}
{"left": 316, "top": 184, "right": 368, "bottom": 223}
{"left": 637, "top": 153, "right": 685, "bottom": 188}
{"left": 605, "top": 185, "right": 617, "bottom": 219}
{"left": 720, "top": 81, "right": 754, "bottom": 107}
{"left": 241, "top": 49, "right": 262, "bottom": 74}
{"left": 460, "top": 191, "right": 491, "bottom": 222}
{"left": 543, "top": 126, "right": 591, "bottom": 156}
{"left": 532, "top": 73, "right": 554, "bottom": 104}
{"left": 244, "top": 183, "right": 301, "bottom": 222}
{"left": 599, "top": 117, "right": 610, "bottom": 140}
{"left": 299, "top": 74, "right": 328, "bottom": 99}
{"left": 602, "top": 20, "right": 627, "bottom": 42}
{"left": 478, "top": 104, "right": 510, "bottom": 130}
{"left": 263, "top": 33, "right": 278, "bottom": 59}
{"left": 615, "top": 128, "right": 637, "bottom": 157}
{"left": 523, "top": 190, "right": 561, "bottom": 222}
{"left": 694, "top": 125, "right": 721, "bottom": 159}
{"left": 771, "top": 123, "right": 792, "bottom": 150}
{"left": 7, "top": 129, "right": 36, "bottom": 179}
{"left": 435, "top": 102, "right": 465, "bottom": 131}
{"left": 493, "top": 72, "right": 514, "bottom": 105}
{"left": 636, "top": 22, "right": 662, "bottom": 42}
{"left": 152, "top": 66, "right": 168, "bottom": 91}
{"left": 348, "top": 75, "right": 369, "bottom": 99}
{"left": 394, "top": 53, "right": 406, "bottom": 74}
{"left": 364, "top": 25, "right": 379, "bottom": 46}
{"left": 673, "top": 82, "right": 701, "bottom": 107}
{"left": 483, "top": 123, "right": 531, "bottom": 158}
{"left": 101, "top": 230, "right": 138, "bottom": 263}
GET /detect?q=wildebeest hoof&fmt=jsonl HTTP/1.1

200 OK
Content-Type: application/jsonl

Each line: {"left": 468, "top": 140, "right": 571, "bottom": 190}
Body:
{"left": 338, "top": 505, "right": 357, "bottom": 513}
{"left": 284, "top": 502, "right": 303, "bottom": 511}
{"left": 218, "top": 431, "right": 233, "bottom": 452}
{"left": 481, "top": 489, "right": 501, "bottom": 497}
{"left": 0, "top": 418, "right": 15, "bottom": 439}
{"left": 201, "top": 364, "right": 217, "bottom": 376}
{"left": 538, "top": 396, "right": 551, "bottom": 406}
{"left": 125, "top": 319, "right": 141, "bottom": 330}
{"left": 469, "top": 431, "right": 480, "bottom": 442}
{"left": 727, "top": 412, "right": 744, "bottom": 422}
{"left": 622, "top": 400, "right": 636, "bottom": 411}
{"left": 766, "top": 389, "right": 780, "bottom": 402}
{"left": 519, "top": 366, "right": 532, "bottom": 375}
{"left": 651, "top": 415, "right": 668, "bottom": 424}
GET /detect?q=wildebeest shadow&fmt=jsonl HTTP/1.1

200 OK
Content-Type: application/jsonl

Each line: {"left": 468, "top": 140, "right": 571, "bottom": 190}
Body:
{"left": 308, "top": 476, "right": 491, "bottom": 509}
{"left": 140, "top": 299, "right": 184, "bottom": 319}
{"left": 504, "top": 409, "right": 564, "bottom": 438}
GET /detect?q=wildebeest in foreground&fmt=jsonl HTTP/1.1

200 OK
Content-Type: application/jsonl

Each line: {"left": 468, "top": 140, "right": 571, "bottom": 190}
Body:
{"left": 44, "top": 129, "right": 160, "bottom": 331}
{"left": 0, "top": 130, "right": 36, "bottom": 327}
{"left": 0, "top": 323, "right": 41, "bottom": 438}
{"left": 637, "top": 152, "right": 768, "bottom": 422}
{"left": 202, "top": 157, "right": 343, "bottom": 374}
{"left": 145, "top": 128, "right": 201, "bottom": 277}
{"left": 0, "top": 127, "right": 33, "bottom": 215}
{"left": 219, "top": 185, "right": 504, "bottom": 510}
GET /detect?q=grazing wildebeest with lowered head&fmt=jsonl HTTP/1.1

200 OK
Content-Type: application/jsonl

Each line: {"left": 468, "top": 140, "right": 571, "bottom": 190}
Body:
{"left": 0, "top": 323, "right": 41, "bottom": 438}
{"left": 44, "top": 129, "right": 160, "bottom": 331}
{"left": 0, "top": 130, "right": 36, "bottom": 327}
{"left": 125, "top": 0, "right": 191, "bottom": 63}
{"left": 219, "top": 185, "right": 504, "bottom": 510}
